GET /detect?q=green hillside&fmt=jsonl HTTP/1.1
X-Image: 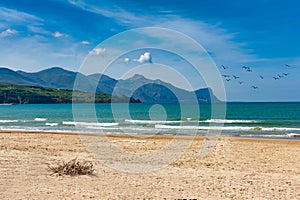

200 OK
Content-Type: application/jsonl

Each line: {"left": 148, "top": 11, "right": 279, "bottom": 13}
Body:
{"left": 0, "top": 83, "right": 140, "bottom": 104}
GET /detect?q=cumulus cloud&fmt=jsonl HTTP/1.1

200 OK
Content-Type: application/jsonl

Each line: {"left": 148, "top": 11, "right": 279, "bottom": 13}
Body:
{"left": 124, "top": 57, "right": 130, "bottom": 64}
{"left": 80, "top": 40, "right": 90, "bottom": 45}
{"left": 53, "top": 31, "right": 67, "bottom": 38}
{"left": 0, "top": 28, "right": 18, "bottom": 37}
{"left": 134, "top": 52, "right": 152, "bottom": 64}
{"left": 89, "top": 47, "right": 106, "bottom": 56}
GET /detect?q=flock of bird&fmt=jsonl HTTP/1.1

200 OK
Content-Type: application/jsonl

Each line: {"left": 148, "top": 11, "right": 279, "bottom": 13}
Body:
{"left": 220, "top": 64, "right": 292, "bottom": 90}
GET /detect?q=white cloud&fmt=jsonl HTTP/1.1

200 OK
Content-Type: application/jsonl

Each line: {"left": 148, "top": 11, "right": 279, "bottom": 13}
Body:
{"left": 89, "top": 47, "right": 106, "bottom": 56}
{"left": 0, "top": 7, "right": 43, "bottom": 23}
{"left": 0, "top": 28, "right": 18, "bottom": 37}
{"left": 80, "top": 40, "right": 90, "bottom": 45}
{"left": 134, "top": 52, "right": 152, "bottom": 63}
{"left": 67, "top": 0, "right": 143, "bottom": 26}
{"left": 124, "top": 57, "right": 130, "bottom": 64}
{"left": 68, "top": 1, "right": 261, "bottom": 64}
{"left": 53, "top": 31, "right": 67, "bottom": 38}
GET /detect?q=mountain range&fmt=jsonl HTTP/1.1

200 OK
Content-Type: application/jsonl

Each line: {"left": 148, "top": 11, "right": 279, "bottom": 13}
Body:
{"left": 0, "top": 67, "right": 219, "bottom": 103}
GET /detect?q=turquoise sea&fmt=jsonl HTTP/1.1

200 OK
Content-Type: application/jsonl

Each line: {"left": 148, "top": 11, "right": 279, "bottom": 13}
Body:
{"left": 0, "top": 102, "right": 300, "bottom": 139}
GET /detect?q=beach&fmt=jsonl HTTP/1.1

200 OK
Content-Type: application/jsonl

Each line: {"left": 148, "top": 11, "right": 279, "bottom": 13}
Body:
{"left": 0, "top": 130, "right": 299, "bottom": 199}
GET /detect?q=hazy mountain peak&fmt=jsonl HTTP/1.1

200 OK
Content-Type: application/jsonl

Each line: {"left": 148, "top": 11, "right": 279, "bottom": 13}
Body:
{"left": 127, "top": 74, "right": 147, "bottom": 80}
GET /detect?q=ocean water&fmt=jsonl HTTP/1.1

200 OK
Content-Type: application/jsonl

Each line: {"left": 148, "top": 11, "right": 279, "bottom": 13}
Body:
{"left": 0, "top": 102, "right": 300, "bottom": 139}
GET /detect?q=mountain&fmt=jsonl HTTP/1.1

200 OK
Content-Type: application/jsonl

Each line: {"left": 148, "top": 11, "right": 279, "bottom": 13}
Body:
{"left": 0, "top": 67, "right": 220, "bottom": 103}
{"left": 0, "top": 83, "right": 140, "bottom": 104}
{"left": 115, "top": 74, "right": 219, "bottom": 103}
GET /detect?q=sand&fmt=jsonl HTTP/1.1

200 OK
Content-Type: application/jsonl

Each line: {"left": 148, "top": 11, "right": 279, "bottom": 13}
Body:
{"left": 0, "top": 130, "right": 299, "bottom": 199}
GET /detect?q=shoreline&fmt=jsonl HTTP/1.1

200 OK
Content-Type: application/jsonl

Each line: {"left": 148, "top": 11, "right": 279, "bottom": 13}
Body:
{"left": 0, "top": 129, "right": 300, "bottom": 141}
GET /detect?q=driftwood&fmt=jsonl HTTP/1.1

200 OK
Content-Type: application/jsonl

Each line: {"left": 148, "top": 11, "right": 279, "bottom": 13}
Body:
{"left": 48, "top": 158, "right": 95, "bottom": 176}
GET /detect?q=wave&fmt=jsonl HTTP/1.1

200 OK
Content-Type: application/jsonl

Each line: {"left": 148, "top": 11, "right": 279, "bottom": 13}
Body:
{"left": 155, "top": 125, "right": 300, "bottom": 132}
{"left": 34, "top": 118, "right": 47, "bottom": 122}
{"left": 62, "top": 121, "right": 119, "bottom": 127}
{"left": 45, "top": 123, "right": 58, "bottom": 127}
{"left": 125, "top": 119, "right": 181, "bottom": 124}
{"left": 0, "top": 119, "right": 19, "bottom": 123}
{"left": 202, "top": 119, "right": 259, "bottom": 123}
{"left": 125, "top": 119, "right": 261, "bottom": 125}
{"left": 286, "top": 133, "right": 300, "bottom": 137}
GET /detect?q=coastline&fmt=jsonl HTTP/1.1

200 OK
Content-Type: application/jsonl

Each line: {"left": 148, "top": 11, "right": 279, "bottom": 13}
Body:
{"left": 1, "top": 130, "right": 300, "bottom": 199}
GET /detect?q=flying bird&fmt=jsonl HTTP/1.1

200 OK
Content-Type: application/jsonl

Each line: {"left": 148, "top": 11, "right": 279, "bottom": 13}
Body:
{"left": 225, "top": 79, "right": 231, "bottom": 82}
{"left": 239, "top": 81, "right": 244, "bottom": 84}
{"left": 222, "top": 74, "right": 231, "bottom": 78}
{"left": 285, "top": 64, "right": 291, "bottom": 67}
{"left": 273, "top": 76, "right": 279, "bottom": 80}
{"left": 221, "top": 65, "right": 228, "bottom": 70}
{"left": 283, "top": 73, "right": 289, "bottom": 76}
{"left": 242, "top": 66, "right": 253, "bottom": 72}
{"left": 251, "top": 86, "right": 259, "bottom": 89}
{"left": 259, "top": 75, "right": 264, "bottom": 79}
{"left": 277, "top": 74, "right": 283, "bottom": 78}
{"left": 233, "top": 75, "right": 239, "bottom": 79}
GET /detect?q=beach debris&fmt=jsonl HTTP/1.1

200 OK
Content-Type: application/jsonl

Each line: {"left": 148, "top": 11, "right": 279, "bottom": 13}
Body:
{"left": 48, "top": 158, "right": 95, "bottom": 176}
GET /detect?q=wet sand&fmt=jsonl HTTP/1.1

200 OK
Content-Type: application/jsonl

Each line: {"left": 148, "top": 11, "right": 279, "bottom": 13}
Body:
{"left": 0, "top": 130, "right": 299, "bottom": 199}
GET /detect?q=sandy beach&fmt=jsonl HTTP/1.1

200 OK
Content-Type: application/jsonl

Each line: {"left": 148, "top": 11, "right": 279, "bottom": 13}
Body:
{"left": 0, "top": 130, "right": 299, "bottom": 199}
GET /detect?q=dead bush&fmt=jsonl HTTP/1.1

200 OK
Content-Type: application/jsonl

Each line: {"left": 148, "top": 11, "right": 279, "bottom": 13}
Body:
{"left": 48, "top": 158, "right": 95, "bottom": 176}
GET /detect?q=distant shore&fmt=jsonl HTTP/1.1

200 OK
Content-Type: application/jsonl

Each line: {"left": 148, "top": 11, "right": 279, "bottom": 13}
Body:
{"left": 1, "top": 130, "right": 299, "bottom": 199}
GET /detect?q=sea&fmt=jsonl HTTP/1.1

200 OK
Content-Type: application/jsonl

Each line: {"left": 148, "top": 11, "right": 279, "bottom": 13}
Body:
{"left": 0, "top": 102, "right": 300, "bottom": 139}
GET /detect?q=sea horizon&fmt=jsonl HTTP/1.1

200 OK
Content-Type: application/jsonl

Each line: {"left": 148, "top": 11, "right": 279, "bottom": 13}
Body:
{"left": 1, "top": 102, "right": 299, "bottom": 139}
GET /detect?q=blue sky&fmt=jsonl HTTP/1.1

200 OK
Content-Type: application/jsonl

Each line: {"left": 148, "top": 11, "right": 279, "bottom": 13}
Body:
{"left": 0, "top": 0, "right": 299, "bottom": 101}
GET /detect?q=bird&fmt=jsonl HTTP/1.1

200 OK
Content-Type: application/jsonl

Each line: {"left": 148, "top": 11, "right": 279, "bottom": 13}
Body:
{"left": 221, "top": 65, "right": 227, "bottom": 70}
{"left": 285, "top": 64, "right": 291, "bottom": 67}
{"left": 273, "top": 76, "right": 279, "bottom": 80}
{"left": 242, "top": 66, "right": 252, "bottom": 72}
{"left": 251, "top": 86, "right": 259, "bottom": 89}
{"left": 259, "top": 75, "right": 264, "bottom": 79}
{"left": 239, "top": 81, "right": 244, "bottom": 84}
{"left": 222, "top": 74, "right": 231, "bottom": 78}
{"left": 225, "top": 79, "right": 231, "bottom": 82}
{"left": 233, "top": 75, "right": 239, "bottom": 79}
{"left": 277, "top": 74, "right": 283, "bottom": 78}
{"left": 283, "top": 73, "right": 289, "bottom": 76}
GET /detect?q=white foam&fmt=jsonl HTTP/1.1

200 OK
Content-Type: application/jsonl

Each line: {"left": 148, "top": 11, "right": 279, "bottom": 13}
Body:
{"left": 125, "top": 119, "right": 260, "bottom": 124}
{"left": 243, "top": 134, "right": 289, "bottom": 138}
{"left": 203, "top": 119, "right": 259, "bottom": 123}
{"left": 287, "top": 133, "right": 300, "bottom": 137}
{"left": 45, "top": 123, "right": 58, "bottom": 127}
{"left": 125, "top": 119, "right": 182, "bottom": 124}
{"left": 0, "top": 120, "right": 18, "bottom": 123}
{"left": 155, "top": 125, "right": 300, "bottom": 132}
{"left": 34, "top": 118, "right": 47, "bottom": 122}
{"left": 62, "top": 121, "right": 76, "bottom": 125}
{"left": 63, "top": 121, "right": 118, "bottom": 127}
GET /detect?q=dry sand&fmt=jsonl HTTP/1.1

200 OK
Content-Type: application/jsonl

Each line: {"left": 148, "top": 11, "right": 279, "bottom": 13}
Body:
{"left": 0, "top": 130, "right": 299, "bottom": 199}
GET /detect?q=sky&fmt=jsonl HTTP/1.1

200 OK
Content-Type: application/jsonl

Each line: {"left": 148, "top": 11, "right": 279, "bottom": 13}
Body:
{"left": 0, "top": 0, "right": 299, "bottom": 101}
